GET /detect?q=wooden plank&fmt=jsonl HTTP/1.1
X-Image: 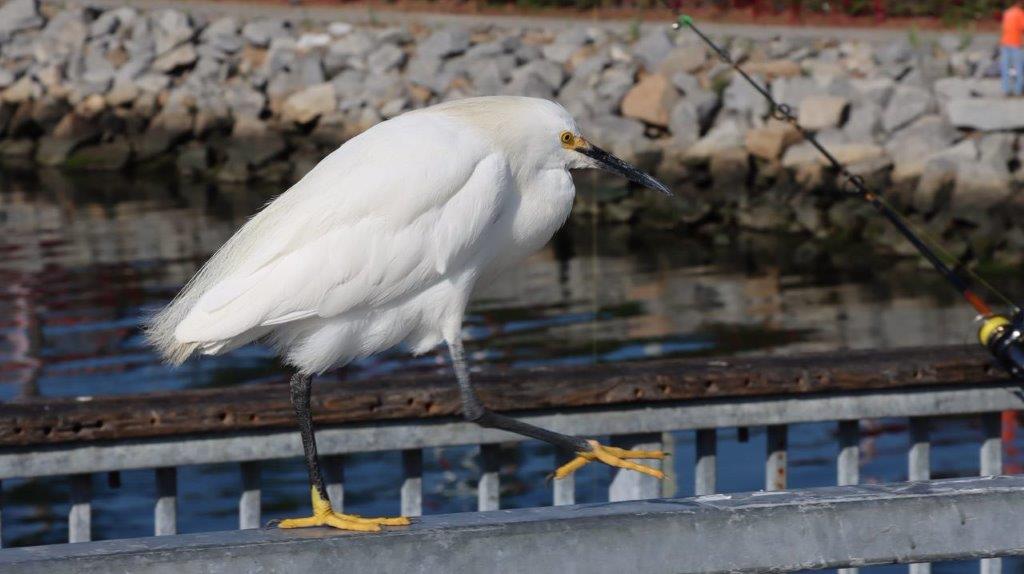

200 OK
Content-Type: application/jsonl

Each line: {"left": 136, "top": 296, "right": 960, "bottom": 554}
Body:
{"left": 401, "top": 450, "right": 422, "bottom": 518}
{"left": 477, "top": 444, "right": 500, "bottom": 512}
{"left": 239, "top": 462, "right": 260, "bottom": 530}
{"left": 68, "top": 474, "right": 91, "bottom": 543}
{"left": 766, "top": 425, "right": 787, "bottom": 492}
{"left": 695, "top": 429, "right": 717, "bottom": 496}
{"left": 154, "top": 467, "right": 177, "bottom": 536}
{"left": 0, "top": 345, "right": 1004, "bottom": 447}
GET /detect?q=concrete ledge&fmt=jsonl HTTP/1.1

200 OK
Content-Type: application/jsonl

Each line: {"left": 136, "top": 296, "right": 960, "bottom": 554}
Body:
{"left": 3, "top": 477, "right": 1024, "bottom": 574}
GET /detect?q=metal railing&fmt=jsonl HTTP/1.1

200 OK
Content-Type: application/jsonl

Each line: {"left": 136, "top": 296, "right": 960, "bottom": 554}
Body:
{"left": 0, "top": 345, "right": 1020, "bottom": 572}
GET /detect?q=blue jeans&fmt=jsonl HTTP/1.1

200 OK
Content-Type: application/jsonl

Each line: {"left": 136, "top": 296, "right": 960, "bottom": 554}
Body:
{"left": 1001, "top": 45, "right": 1024, "bottom": 96}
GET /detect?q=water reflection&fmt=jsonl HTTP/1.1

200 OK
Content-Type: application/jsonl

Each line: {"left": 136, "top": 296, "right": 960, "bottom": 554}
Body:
{"left": 0, "top": 167, "right": 1021, "bottom": 570}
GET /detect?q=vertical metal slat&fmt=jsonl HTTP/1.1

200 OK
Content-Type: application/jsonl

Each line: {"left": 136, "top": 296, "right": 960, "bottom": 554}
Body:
{"left": 765, "top": 425, "right": 787, "bottom": 492}
{"left": 239, "top": 461, "right": 261, "bottom": 530}
{"left": 837, "top": 420, "right": 860, "bottom": 487}
{"left": 323, "top": 455, "right": 344, "bottom": 513}
{"left": 609, "top": 433, "right": 662, "bottom": 502}
{"left": 837, "top": 420, "right": 860, "bottom": 574}
{"left": 695, "top": 429, "right": 717, "bottom": 496}
{"left": 401, "top": 449, "right": 423, "bottom": 517}
{"left": 69, "top": 474, "right": 92, "bottom": 543}
{"left": 981, "top": 413, "right": 1003, "bottom": 574}
{"left": 908, "top": 417, "right": 931, "bottom": 574}
{"left": 553, "top": 450, "right": 575, "bottom": 506}
{"left": 478, "top": 444, "right": 500, "bottom": 512}
{"left": 154, "top": 467, "right": 177, "bottom": 536}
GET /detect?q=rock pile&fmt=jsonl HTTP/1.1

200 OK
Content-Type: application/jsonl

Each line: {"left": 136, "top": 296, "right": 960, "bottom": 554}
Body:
{"left": 1, "top": 0, "right": 1023, "bottom": 262}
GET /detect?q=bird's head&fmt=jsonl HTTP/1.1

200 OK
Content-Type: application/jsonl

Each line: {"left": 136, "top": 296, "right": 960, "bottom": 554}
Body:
{"left": 438, "top": 97, "right": 672, "bottom": 196}
{"left": 529, "top": 98, "right": 672, "bottom": 196}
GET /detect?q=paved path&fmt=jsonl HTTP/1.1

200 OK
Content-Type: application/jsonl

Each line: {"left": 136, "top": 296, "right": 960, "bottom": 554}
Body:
{"left": 86, "top": 0, "right": 999, "bottom": 43}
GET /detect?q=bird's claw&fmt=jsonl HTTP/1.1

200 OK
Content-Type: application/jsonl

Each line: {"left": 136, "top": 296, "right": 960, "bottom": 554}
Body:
{"left": 276, "top": 486, "right": 411, "bottom": 532}
{"left": 554, "top": 439, "right": 668, "bottom": 480}
{"left": 277, "top": 512, "right": 411, "bottom": 532}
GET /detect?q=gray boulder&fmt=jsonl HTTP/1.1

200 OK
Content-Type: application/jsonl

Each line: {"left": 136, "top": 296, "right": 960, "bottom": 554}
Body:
{"left": 367, "top": 44, "right": 406, "bottom": 75}
{"left": 632, "top": 29, "right": 673, "bottom": 70}
{"left": 418, "top": 28, "right": 469, "bottom": 59}
{"left": 0, "top": 0, "right": 43, "bottom": 42}
{"left": 843, "top": 102, "right": 882, "bottom": 141}
{"left": 946, "top": 98, "right": 1024, "bottom": 131}
{"left": 668, "top": 100, "right": 700, "bottom": 149}
{"left": 882, "top": 85, "right": 933, "bottom": 133}
{"left": 954, "top": 161, "right": 1012, "bottom": 210}
{"left": 152, "top": 44, "right": 197, "bottom": 73}
{"left": 153, "top": 10, "right": 193, "bottom": 55}
{"left": 724, "top": 73, "right": 768, "bottom": 119}
{"left": 242, "top": 19, "right": 291, "bottom": 48}
{"left": 541, "top": 43, "right": 578, "bottom": 65}
{"left": 884, "top": 115, "right": 957, "bottom": 181}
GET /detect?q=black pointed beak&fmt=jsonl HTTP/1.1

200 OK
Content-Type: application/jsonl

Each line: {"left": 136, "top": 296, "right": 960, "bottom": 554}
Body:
{"left": 577, "top": 142, "right": 673, "bottom": 196}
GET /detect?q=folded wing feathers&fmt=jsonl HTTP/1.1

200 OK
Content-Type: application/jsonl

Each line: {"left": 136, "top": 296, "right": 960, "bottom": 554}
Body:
{"left": 146, "top": 113, "right": 505, "bottom": 365}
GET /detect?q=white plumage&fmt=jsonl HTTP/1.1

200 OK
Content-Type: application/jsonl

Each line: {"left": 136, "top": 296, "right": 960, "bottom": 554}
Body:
{"left": 147, "top": 96, "right": 588, "bottom": 374}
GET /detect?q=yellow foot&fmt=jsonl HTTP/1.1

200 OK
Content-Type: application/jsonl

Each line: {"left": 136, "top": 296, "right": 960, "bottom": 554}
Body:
{"left": 554, "top": 439, "right": 668, "bottom": 480}
{"left": 277, "top": 487, "right": 410, "bottom": 532}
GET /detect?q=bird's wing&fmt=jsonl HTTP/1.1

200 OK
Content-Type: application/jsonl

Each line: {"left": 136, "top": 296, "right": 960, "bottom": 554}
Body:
{"left": 171, "top": 113, "right": 510, "bottom": 346}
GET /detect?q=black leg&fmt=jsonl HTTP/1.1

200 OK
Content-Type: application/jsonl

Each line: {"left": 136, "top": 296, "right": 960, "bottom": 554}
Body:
{"left": 290, "top": 373, "right": 329, "bottom": 502}
{"left": 447, "top": 339, "right": 591, "bottom": 453}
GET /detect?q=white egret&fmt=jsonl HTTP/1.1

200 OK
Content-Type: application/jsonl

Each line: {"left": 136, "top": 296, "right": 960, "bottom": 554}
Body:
{"left": 147, "top": 96, "right": 672, "bottom": 531}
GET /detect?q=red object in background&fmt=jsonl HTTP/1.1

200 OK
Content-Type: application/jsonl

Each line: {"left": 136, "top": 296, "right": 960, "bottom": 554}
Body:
{"left": 1003, "top": 410, "right": 1020, "bottom": 474}
{"left": 790, "top": 0, "right": 801, "bottom": 22}
{"left": 874, "top": 0, "right": 886, "bottom": 22}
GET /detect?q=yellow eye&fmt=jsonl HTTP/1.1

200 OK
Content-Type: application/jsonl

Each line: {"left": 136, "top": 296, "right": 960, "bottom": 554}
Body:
{"left": 560, "top": 131, "right": 575, "bottom": 146}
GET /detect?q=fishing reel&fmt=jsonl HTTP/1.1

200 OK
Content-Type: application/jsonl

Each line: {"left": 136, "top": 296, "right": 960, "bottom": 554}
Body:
{"left": 979, "top": 310, "right": 1024, "bottom": 381}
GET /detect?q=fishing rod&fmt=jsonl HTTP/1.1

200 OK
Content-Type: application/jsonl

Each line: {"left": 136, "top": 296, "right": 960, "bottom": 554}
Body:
{"left": 672, "top": 14, "right": 1024, "bottom": 380}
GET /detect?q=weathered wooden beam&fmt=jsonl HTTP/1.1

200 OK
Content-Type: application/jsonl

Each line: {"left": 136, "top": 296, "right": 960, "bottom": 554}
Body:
{"left": 0, "top": 345, "right": 1005, "bottom": 447}
{"left": 3, "top": 477, "right": 1023, "bottom": 574}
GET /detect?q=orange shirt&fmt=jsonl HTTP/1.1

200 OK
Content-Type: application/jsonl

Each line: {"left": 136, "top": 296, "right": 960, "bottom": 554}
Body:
{"left": 1003, "top": 6, "right": 1024, "bottom": 47}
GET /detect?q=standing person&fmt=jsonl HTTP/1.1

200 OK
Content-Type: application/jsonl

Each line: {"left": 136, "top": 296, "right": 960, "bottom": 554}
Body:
{"left": 1001, "top": 1, "right": 1024, "bottom": 96}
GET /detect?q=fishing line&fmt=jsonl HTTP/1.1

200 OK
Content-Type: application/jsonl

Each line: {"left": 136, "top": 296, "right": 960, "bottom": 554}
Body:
{"left": 671, "top": 14, "right": 1024, "bottom": 380}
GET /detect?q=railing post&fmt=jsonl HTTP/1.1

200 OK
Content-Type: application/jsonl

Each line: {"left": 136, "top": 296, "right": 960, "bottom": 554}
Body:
{"left": 239, "top": 461, "right": 261, "bottom": 529}
{"left": 154, "top": 467, "right": 177, "bottom": 536}
{"left": 478, "top": 444, "right": 500, "bottom": 512}
{"left": 401, "top": 449, "right": 423, "bottom": 517}
{"left": 323, "top": 455, "right": 344, "bottom": 513}
{"left": 553, "top": 450, "right": 575, "bottom": 506}
{"left": 837, "top": 420, "right": 860, "bottom": 574}
{"left": 766, "top": 425, "right": 787, "bottom": 491}
{"left": 695, "top": 428, "right": 717, "bottom": 496}
{"left": 981, "top": 413, "right": 1003, "bottom": 574}
{"left": 69, "top": 474, "right": 92, "bottom": 543}
{"left": 609, "top": 433, "right": 663, "bottom": 502}
{"left": 837, "top": 420, "right": 859, "bottom": 487}
{"left": 908, "top": 417, "right": 931, "bottom": 574}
